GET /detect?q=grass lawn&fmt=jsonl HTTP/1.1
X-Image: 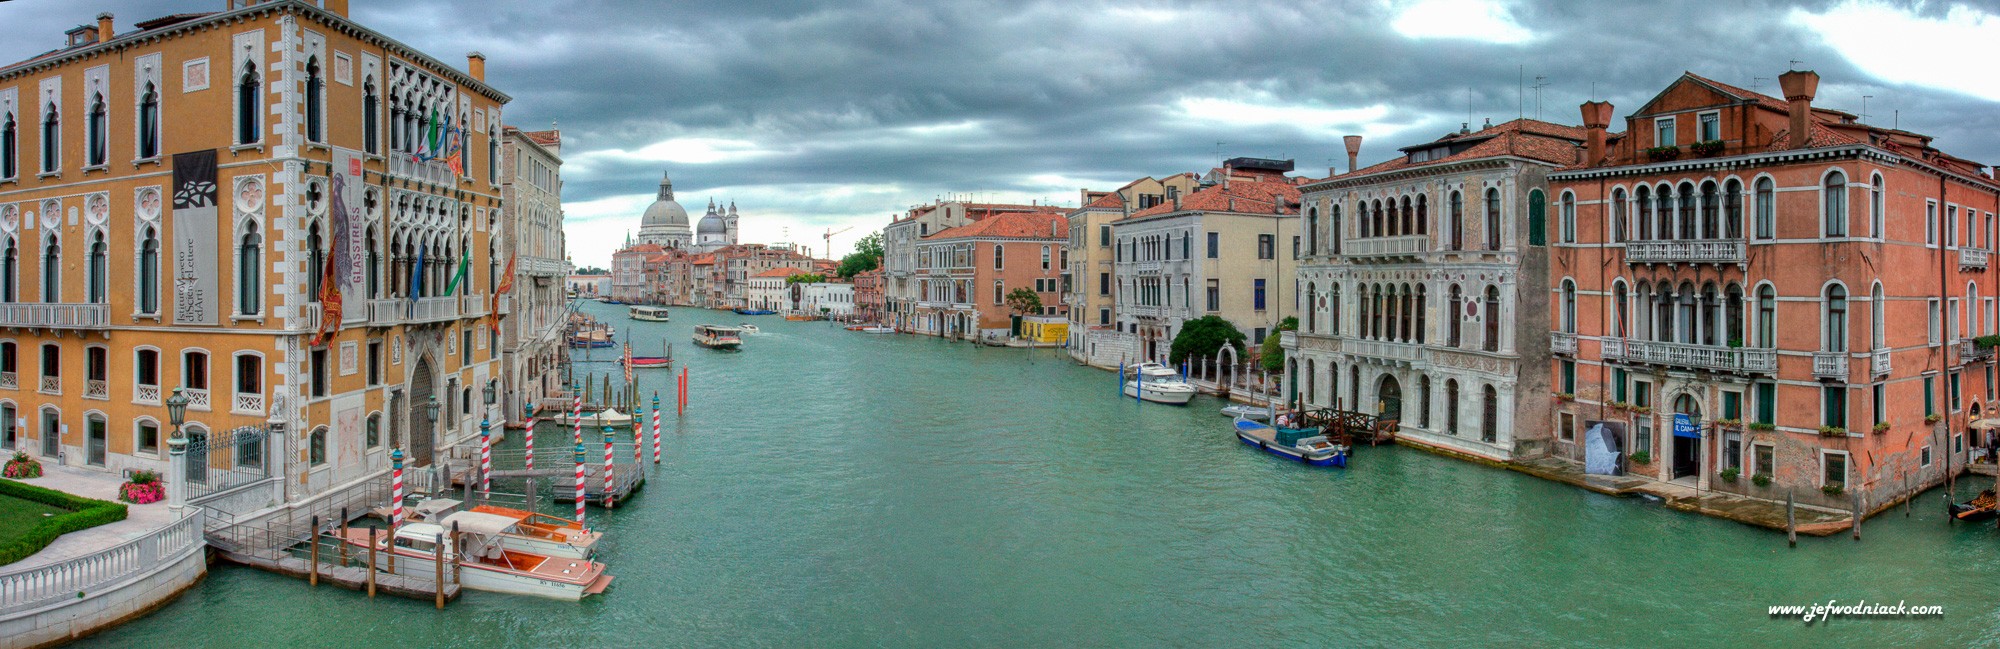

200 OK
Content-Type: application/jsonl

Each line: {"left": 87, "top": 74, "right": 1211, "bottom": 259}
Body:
{"left": 0, "top": 492, "right": 70, "bottom": 548}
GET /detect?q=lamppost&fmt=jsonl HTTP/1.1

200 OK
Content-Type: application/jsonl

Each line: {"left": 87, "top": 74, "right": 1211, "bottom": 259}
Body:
{"left": 423, "top": 396, "right": 440, "bottom": 465}
{"left": 165, "top": 387, "right": 189, "bottom": 514}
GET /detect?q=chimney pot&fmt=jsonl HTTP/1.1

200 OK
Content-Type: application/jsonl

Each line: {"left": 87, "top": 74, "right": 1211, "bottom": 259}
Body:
{"left": 324, "top": 0, "right": 349, "bottom": 18}
{"left": 1460, "top": 122, "right": 1470, "bottom": 134}
{"left": 1483, "top": 117, "right": 1492, "bottom": 129}
{"left": 1580, "top": 101, "right": 1613, "bottom": 166}
{"left": 96, "top": 13, "right": 113, "bottom": 43}
{"left": 1779, "top": 69, "right": 1820, "bottom": 150}
{"left": 467, "top": 51, "right": 487, "bottom": 82}
{"left": 1342, "top": 135, "right": 1363, "bottom": 173}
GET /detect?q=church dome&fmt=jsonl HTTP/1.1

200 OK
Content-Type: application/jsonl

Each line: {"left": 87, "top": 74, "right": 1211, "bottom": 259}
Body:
{"left": 697, "top": 209, "right": 727, "bottom": 235}
{"left": 642, "top": 172, "right": 690, "bottom": 229}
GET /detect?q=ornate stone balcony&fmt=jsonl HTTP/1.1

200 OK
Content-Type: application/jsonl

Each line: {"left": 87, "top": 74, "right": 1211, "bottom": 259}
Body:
{"left": 1813, "top": 351, "right": 1849, "bottom": 380}
{"left": 1347, "top": 338, "right": 1424, "bottom": 365}
{"left": 1614, "top": 339, "right": 1776, "bottom": 374}
{"left": 0, "top": 303, "right": 110, "bottom": 330}
{"left": 1550, "top": 332, "right": 1577, "bottom": 355}
{"left": 135, "top": 384, "right": 160, "bottom": 404}
{"left": 368, "top": 298, "right": 405, "bottom": 326}
{"left": 409, "top": 296, "right": 460, "bottom": 324}
{"left": 233, "top": 391, "right": 265, "bottom": 415}
{"left": 184, "top": 387, "right": 210, "bottom": 410}
{"left": 1624, "top": 239, "right": 1746, "bottom": 265}
{"left": 1960, "top": 246, "right": 1989, "bottom": 270}
{"left": 38, "top": 376, "right": 58, "bottom": 394}
{"left": 84, "top": 379, "right": 107, "bottom": 400}
{"left": 1342, "top": 235, "right": 1428, "bottom": 261}
{"left": 1871, "top": 348, "right": 1892, "bottom": 376}
{"left": 0, "top": 372, "right": 15, "bottom": 390}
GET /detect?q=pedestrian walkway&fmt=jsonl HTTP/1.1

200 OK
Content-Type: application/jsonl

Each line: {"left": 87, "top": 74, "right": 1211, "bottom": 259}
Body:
{"left": 1508, "top": 456, "right": 1855, "bottom": 536}
{"left": 5, "top": 464, "right": 177, "bottom": 570}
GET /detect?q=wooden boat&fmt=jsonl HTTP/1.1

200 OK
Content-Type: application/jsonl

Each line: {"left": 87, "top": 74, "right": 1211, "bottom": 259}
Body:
{"left": 448, "top": 508, "right": 602, "bottom": 559}
{"left": 693, "top": 325, "right": 744, "bottom": 350}
{"left": 733, "top": 308, "right": 776, "bottom": 315}
{"left": 1950, "top": 489, "right": 1996, "bottom": 521}
{"left": 1233, "top": 417, "right": 1347, "bottom": 467}
{"left": 339, "top": 522, "right": 612, "bottom": 600}
{"left": 1122, "top": 362, "right": 1196, "bottom": 405}
{"left": 626, "top": 355, "right": 673, "bottom": 369}
{"left": 628, "top": 306, "right": 671, "bottom": 322}
{"left": 569, "top": 336, "right": 614, "bottom": 349}
{"left": 845, "top": 324, "right": 868, "bottom": 331}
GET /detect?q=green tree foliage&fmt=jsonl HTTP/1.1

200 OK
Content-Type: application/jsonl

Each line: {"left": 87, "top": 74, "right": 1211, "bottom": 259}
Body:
{"left": 786, "top": 273, "right": 827, "bottom": 285}
{"left": 837, "top": 232, "right": 885, "bottom": 278}
{"left": 1005, "top": 287, "right": 1042, "bottom": 315}
{"left": 1170, "top": 315, "right": 1246, "bottom": 365}
{"left": 1259, "top": 317, "right": 1299, "bottom": 372}
{"left": 573, "top": 266, "right": 609, "bottom": 275}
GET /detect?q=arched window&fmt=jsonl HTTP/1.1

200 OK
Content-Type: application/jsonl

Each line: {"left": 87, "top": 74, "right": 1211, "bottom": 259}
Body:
{"left": 86, "top": 231, "right": 106, "bottom": 303}
{"left": 1305, "top": 206, "right": 1318, "bottom": 255}
{"left": 238, "top": 223, "right": 262, "bottom": 315}
{"left": 1449, "top": 191, "right": 1464, "bottom": 250}
{"left": 1655, "top": 184, "right": 1673, "bottom": 241}
{"left": 307, "top": 221, "right": 324, "bottom": 301}
{"left": 1330, "top": 204, "right": 1342, "bottom": 255}
{"left": 138, "top": 226, "right": 159, "bottom": 314}
{"left": 1415, "top": 284, "right": 1427, "bottom": 344}
{"left": 363, "top": 78, "right": 379, "bottom": 154}
{"left": 1415, "top": 194, "right": 1428, "bottom": 236}
{"left": 309, "top": 427, "right": 327, "bottom": 466}
{"left": 1330, "top": 284, "right": 1342, "bottom": 335}
{"left": 86, "top": 93, "right": 106, "bottom": 167}
{"left": 1483, "top": 286, "right": 1501, "bottom": 352}
{"left": 1723, "top": 179, "right": 1743, "bottom": 239}
{"left": 1561, "top": 280, "right": 1577, "bottom": 333}
{"left": 1612, "top": 280, "right": 1629, "bottom": 338}
{"left": 1559, "top": 192, "right": 1575, "bottom": 243}
{"left": 1484, "top": 188, "right": 1501, "bottom": 250}
{"left": 40, "top": 234, "right": 59, "bottom": 302}
{"left": 1528, "top": 189, "right": 1547, "bottom": 246}
{"left": 1400, "top": 196, "right": 1413, "bottom": 236}
{"left": 1445, "top": 379, "right": 1460, "bottom": 436}
{"left": 138, "top": 83, "right": 160, "bottom": 159}
{"left": 1635, "top": 185, "right": 1652, "bottom": 240}
{"left": 305, "top": 56, "right": 324, "bottom": 143}
{"left": 1418, "top": 375, "right": 1432, "bottom": 428}
{"left": 1677, "top": 182, "right": 1696, "bottom": 239}
{"left": 1754, "top": 177, "right": 1775, "bottom": 238}
{"left": 237, "top": 62, "right": 261, "bottom": 145}
{"left": 1447, "top": 284, "right": 1463, "bottom": 347}
{"left": 1869, "top": 173, "right": 1885, "bottom": 239}
{"left": 387, "top": 83, "right": 401, "bottom": 152}
{"left": 0, "top": 112, "right": 14, "bottom": 179}
{"left": 488, "top": 127, "right": 501, "bottom": 184}
{"left": 1871, "top": 283, "right": 1885, "bottom": 350}
{"left": 365, "top": 225, "right": 380, "bottom": 298}
{"left": 1611, "top": 188, "right": 1627, "bottom": 242}
{"left": 1304, "top": 282, "right": 1316, "bottom": 332}
{"left": 1823, "top": 170, "right": 1848, "bottom": 237}
{"left": 1481, "top": 385, "right": 1498, "bottom": 443}
{"left": 0, "top": 236, "right": 15, "bottom": 303}
{"left": 367, "top": 413, "right": 381, "bottom": 448}
{"left": 41, "top": 103, "right": 58, "bottom": 172}
{"left": 1699, "top": 180, "right": 1719, "bottom": 239}
{"left": 1824, "top": 284, "right": 1848, "bottom": 352}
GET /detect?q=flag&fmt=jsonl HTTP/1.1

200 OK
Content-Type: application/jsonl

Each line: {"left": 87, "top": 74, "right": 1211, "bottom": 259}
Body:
{"left": 310, "top": 248, "right": 341, "bottom": 346}
{"left": 490, "top": 253, "right": 517, "bottom": 334}
{"left": 410, "top": 246, "right": 426, "bottom": 301}
{"left": 444, "top": 246, "right": 472, "bottom": 296}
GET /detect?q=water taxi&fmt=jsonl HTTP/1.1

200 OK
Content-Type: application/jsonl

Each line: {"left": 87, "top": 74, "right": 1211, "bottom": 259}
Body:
{"left": 733, "top": 308, "right": 776, "bottom": 315}
{"left": 448, "top": 508, "right": 602, "bottom": 559}
{"left": 1233, "top": 417, "right": 1348, "bottom": 468}
{"left": 340, "top": 522, "right": 613, "bottom": 600}
{"left": 629, "top": 306, "right": 671, "bottom": 322}
{"left": 737, "top": 323, "right": 760, "bottom": 334}
{"left": 858, "top": 325, "right": 894, "bottom": 334}
{"left": 1122, "top": 362, "right": 1196, "bottom": 405}
{"left": 693, "top": 325, "right": 745, "bottom": 350}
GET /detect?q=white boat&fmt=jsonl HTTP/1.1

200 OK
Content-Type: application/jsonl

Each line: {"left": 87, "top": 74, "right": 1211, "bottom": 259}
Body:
{"left": 628, "top": 306, "right": 671, "bottom": 322}
{"left": 1220, "top": 404, "right": 1272, "bottom": 421}
{"left": 859, "top": 326, "right": 894, "bottom": 334}
{"left": 444, "top": 508, "right": 601, "bottom": 560}
{"left": 1122, "top": 362, "right": 1197, "bottom": 405}
{"left": 737, "top": 323, "right": 761, "bottom": 333}
{"left": 561, "top": 408, "right": 632, "bottom": 427}
{"left": 339, "top": 522, "right": 613, "bottom": 600}
{"left": 695, "top": 325, "right": 745, "bottom": 350}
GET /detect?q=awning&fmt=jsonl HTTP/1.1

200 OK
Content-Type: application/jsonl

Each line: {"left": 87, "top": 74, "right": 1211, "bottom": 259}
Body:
{"left": 1971, "top": 418, "right": 2000, "bottom": 431}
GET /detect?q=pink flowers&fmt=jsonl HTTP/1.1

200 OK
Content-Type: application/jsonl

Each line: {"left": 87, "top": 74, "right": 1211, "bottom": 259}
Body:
{"left": 118, "top": 470, "right": 165, "bottom": 505}
{"left": 3, "top": 451, "right": 40, "bottom": 479}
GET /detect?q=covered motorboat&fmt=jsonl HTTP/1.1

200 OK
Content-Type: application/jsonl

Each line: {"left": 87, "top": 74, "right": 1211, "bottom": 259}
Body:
{"left": 1122, "top": 362, "right": 1196, "bottom": 405}
{"left": 1233, "top": 417, "right": 1348, "bottom": 467}
{"left": 446, "top": 509, "right": 602, "bottom": 559}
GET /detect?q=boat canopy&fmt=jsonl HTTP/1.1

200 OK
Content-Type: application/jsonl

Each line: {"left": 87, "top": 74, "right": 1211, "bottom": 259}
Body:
{"left": 439, "top": 511, "right": 524, "bottom": 537}
{"left": 394, "top": 522, "right": 449, "bottom": 542}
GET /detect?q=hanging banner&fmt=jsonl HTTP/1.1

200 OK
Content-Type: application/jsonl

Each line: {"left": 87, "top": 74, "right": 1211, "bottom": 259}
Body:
{"left": 171, "top": 150, "right": 219, "bottom": 325}
{"left": 1672, "top": 412, "right": 1701, "bottom": 439}
{"left": 333, "top": 148, "right": 367, "bottom": 323}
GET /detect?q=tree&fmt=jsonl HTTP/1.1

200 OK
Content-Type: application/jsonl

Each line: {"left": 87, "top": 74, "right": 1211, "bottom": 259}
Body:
{"left": 1169, "top": 315, "right": 1246, "bottom": 365}
{"left": 574, "top": 265, "right": 608, "bottom": 275}
{"left": 836, "top": 232, "right": 885, "bottom": 278}
{"left": 1260, "top": 317, "right": 1298, "bottom": 372}
{"left": 1004, "top": 287, "right": 1042, "bottom": 315}
{"left": 786, "top": 273, "right": 827, "bottom": 285}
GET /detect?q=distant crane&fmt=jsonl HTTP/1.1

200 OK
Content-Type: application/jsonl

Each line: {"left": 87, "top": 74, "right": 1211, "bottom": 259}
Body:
{"left": 823, "top": 226, "right": 854, "bottom": 259}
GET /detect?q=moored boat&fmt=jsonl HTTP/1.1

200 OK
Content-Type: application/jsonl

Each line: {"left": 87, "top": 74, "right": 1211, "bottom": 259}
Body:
{"left": 626, "top": 355, "right": 672, "bottom": 369}
{"left": 339, "top": 523, "right": 612, "bottom": 600}
{"left": 1220, "top": 403, "right": 1271, "bottom": 421}
{"left": 694, "top": 325, "right": 745, "bottom": 350}
{"left": 733, "top": 308, "right": 776, "bottom": 315}
{"left": 1951, "top": 489, "right": 1996, "bottom": 521}
{"left": 1233, "top": 417, "right": 1348, "bottom": 467}
{"left": 447, "top": 508, "right": 602, "bottom": 559}
{"left": 1122, "top": 362, "right": 1196, "bottom": 405}
{"left": 858, "top": 325, "right": 894, "bottom": 334}
{"left": 628, "top": 306, "right": 671, "bottom": 322}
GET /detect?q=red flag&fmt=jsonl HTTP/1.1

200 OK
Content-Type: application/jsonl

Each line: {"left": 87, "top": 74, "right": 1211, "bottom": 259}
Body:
{"left": 489, "top": 253, "right": 517, "bottom": 334}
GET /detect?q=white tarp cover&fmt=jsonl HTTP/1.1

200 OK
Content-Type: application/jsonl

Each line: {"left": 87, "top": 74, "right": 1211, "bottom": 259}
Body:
{"left": 1584, "top": 422, "right": 1622, "bottom": 475}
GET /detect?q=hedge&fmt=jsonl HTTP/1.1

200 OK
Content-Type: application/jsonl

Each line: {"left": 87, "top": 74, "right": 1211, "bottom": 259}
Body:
{"left": 0, "top": 478, "right": 129, "bottom": 566}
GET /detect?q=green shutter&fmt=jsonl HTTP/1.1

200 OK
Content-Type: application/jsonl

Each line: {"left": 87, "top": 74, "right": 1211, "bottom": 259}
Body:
{"left": 1756, "top": 382, "right": 1775, "bottom": 425}
{"left": 1614, "top": 369, "right": 1627, "bottom": 402}
{"left": 1528, "top": 190, "right": 1547, "bottom": 246}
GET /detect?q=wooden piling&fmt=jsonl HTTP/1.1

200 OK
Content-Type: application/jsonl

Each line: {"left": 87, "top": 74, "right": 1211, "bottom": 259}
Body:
{"left": 366, "top": 527, "right": 377, "bottom": 598}
{"left": 1905, "top": 476, "right": 1911, "bottom": 517}
{"left": 1786, "top": 489, "right": 1797, "bottom": 548}
{"left": 451, "top": 521, "right": 462, "bottom": 585}
{"left": 433, "top": 533, "right": 446, "bottom": 610}
{"left": 1851, "top": 491, "right": 1862, "bottom": 541}
{"left": 309, "top": 515, "right": 320, "bottom": 587}
{"left": 339, "top": 507, "right": 350, "bottom": 564}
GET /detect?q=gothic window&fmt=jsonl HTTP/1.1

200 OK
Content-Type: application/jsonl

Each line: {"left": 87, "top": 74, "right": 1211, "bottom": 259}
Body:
{"left": 237, "top": 62, "right": 260, "bottom": 145}
{"left": 86, "top": 93, "right": 106, "bottom": 167}
{"left": 238, "top": 223, "right": 262, "bottom": 315}
{"left": 1825, "top": 284, "right": 1848, "bottom": 353}
{"left": 1449, "top": 191, "right": 1463, "bottom": 250}
{"left": 1754, "top": 177, "right": 1775, "bottom": 239}
{"left": 363, "top": 78, "right": 379, "bottom": 154}
{"left": 1611, "top": 188, "right": 1627, "bottom": 242}
{"left": 0, "top": 236, "right": 15, "bottom": 302}
{"left": 40, "top": 234, "right": 58, "bottom": 302}
{"left": 0, "top": 112, "right": 14, "bottom": 178}
{"left": 1484, "top": 188, "right": 1501, "bottom": 250}
{"left": 138, "top": 83, "right": 160, "bottom": 159}
{"left": 305, "top": 56, "right": 324, "bottom": 143}
{"left": 138, "top": 226, "right": 159, "bottom": 314}
{"left": 41, "top": 103, "right": 59, "bottom": 172}
{"left": 87, "top": 231, "right": 106, "bottom": 303}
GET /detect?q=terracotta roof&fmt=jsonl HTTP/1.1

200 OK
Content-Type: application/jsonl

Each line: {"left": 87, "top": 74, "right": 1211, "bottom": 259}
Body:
{"left": 927, "top": 210, "right": 1068, "bottom": 240}
{"left": 754, "top": 267, "right": 808, "bottom": 278}
{"left": 1681, "top": 72, "right": 1791, "bottom": 113}
{"left": 1765, "top": 122, "right": 1859, "bottom": 152}
{"left": 1342, "top": 118, "right": 1582, "bottom": 178}
{"left": 1126, "top": 180, "right": 1301, "bottom": 220}
{"left": 617, "top": 243, "right": 665, "bottom": 255}
{"left": 1082, "top": 192, "right": 1125, "bottom": 209}
{"left": 519, "top": 129, "right": 560, "bottom": 147}
{"left": 691, "top": 254, "right": 715, "bottom": 265}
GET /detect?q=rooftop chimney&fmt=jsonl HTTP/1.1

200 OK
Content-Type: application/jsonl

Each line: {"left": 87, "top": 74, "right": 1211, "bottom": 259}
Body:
{"left": 324, "top": 0, "right": 349, "bottom": 18}
{"left": 1580, "top": 101, "right": 1613, "bottom": 166}
{"left": 96, "top": 13, "right": 113, "bottom": 43}
{"left": 467, "top": 52, "right": 487, "bottom": 82}
{"left": 1779, "top": 69, "right": 1820, "bottom": 150}
{"left": 1342, "top": 135, "right": 1362, "bottom": 173}
{"left": 1460, "top": 122, "right": 1470, "bottom": 134}
{"left": 1483, "top": 117, "right": 1492, "bottom": 130}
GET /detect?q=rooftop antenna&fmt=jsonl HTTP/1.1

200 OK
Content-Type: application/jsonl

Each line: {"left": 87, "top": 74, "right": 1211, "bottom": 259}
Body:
{"left": 1789, "top": 59, "right": 1804, "bottom": 71}
{"left": 1860, "top": 95, "right": 1872, "bottom": 124}
{"left": 1517, "top": 65, "right": 1524, "bottom": 120}
{"left": 1752, "top": 77, "right": 1770, "bottom": 94}
{"left": 1214, "top": 141, "right": 1226, "bottom": 168}
{"left": 1465, "top": 87, "right": 1473, "bottom": 127}
{"left": 1590, "top": 81, "right": 1597, "bottom": 100}
{"left": 1533, "top": 76, "right": 1551, "bottom": 121}
{"left": 1893, "top": 109, "right": 1900, "bottom": 130}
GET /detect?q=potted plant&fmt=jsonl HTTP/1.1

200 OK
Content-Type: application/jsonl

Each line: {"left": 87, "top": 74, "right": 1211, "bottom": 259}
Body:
{"left": 1872, "top": 421, "right": 1892, "bottom": 434}
{"left": 1715, "top": 418, "right": 1742, "bottom": 430}
{"left": 118, "top": 470, "right": 165, "bottom": 505}
{"left": 1555, "top": 392, "right": 1575, "bottom": 402}
{"left": 3, "top": 451, "right": 40, "bottom": 479}
{"left": 1690, "top": 139, "right": 1726, "bottom": 157}
{"left": 1726, "top": 338, "right": 1744, "bottom": 349}
{"left": 1749, "top": 422, "right": 1776, "bottom": 431}
{"left": 1818, "top": 425, "right": 1847, "bottom": 437}
{"left": 1977, "top": 334, "right": 2000, "bottom": 349}
{"left": 1925, "top": 413, "right": 1943, "bottom": 424}
{"left": 1645, "top": 145, "right": 1682, "bottom": 162}
{"left": 1752, "top": 473, "right": 1773, "bottom": 487}
{"left": 1609, "top": 401, "right": 1631, "bottom": 411}
{"left": 1720, "top": 467, "right": 1740, "bottom": 483}
{"left": 1630, "top": 451, "right": 1652, "bottom": 465}
{"left": 1633, "top": 405, "right": 1652, "bottom": 415}
{"left": 1822, "top": 483, "right": 1845, "bottom": 496}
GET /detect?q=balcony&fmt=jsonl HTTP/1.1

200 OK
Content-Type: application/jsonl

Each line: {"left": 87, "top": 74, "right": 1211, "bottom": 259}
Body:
{"left": 497, "top": 295, "right": 512, "bottom": 315}
{"left": 0, "top": 303, "right": 110, "bottom": 330}
{"left": 1960, "top": 246, "right": 1990, "bottom": 270}
{"left": 521, "top": 257, "right": 570, "bottom": 276}
{"left": 1550, "top": 332, "right": 1577, "bottom": 355}
{"left": 367, "top": 299, "right": 405, "bottom": 327}
{"left": 387, "top": 153, "right": 458, "bottom": 186}
{"left": 301, "top": 303, "right": 322, "bottom": 331}
{"left": 233, "top": 391, "right": 265, "bottom": 415}
{"left": 0, "top": 372, "right": 14, "bottom": 390}
{"left": 1342, "top": 235, "right": 1428, "bottom": 261}
{"left": 135, "top": 383, "right": 160, "bottom": 404}
{"left": 409, "top": 296, "right": 459, "bottom": 324}
{"left": 1871, "top": 348, "right": 1892, "bottom": 376}
{"left": 84, "top": 379, "right": 107, "bottom": 400}
{"left": 1960, "top": 339, "right": 1994, "bottom": 363}
{"left": 1347, "top": 338, "right": 1423, "bottom": 365}
{"left": 184, "top": 387, "right": 210, "bottom": 411}
{"left": 1279, "top": 330, "right": 1298, "bottom": 351}
{"left": 1615, "top": 339, "right": 1776, "bottom": 374}
{"left": 1813, "top": 351, "right": 1849, "bottom": 380}
{"left": 1601, "top": 337, "right": 1624, "bottom": 359}
{"left": 460, "top": 294, "right": 487, "bottom": 318}
{"left": 1624, "top": 239, "right": 1746, "bottom": 265}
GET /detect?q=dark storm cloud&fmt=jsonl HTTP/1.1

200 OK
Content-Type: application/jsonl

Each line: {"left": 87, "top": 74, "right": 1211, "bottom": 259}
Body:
{"left": 6, "top": 0, "right": 1998, "bottom": 264}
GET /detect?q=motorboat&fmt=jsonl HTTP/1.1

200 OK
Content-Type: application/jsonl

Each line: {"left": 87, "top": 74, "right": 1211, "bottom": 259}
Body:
{"left": 784, "top": 312, "right": 815, "bottom": 321}
{"left": 561, "top": 408, "right": 633, "bottom": 427}
{"left": 858, "top": 326, "right": 894, "bottom": 334}
{"left": 737, "top": 323, "right": 761, "bottom": 334}
{"left": 1122, "top": 362, "right": 1196, "bottom": 405}
{"left": 628, "top": 306, "right": 671, "bottom": 322}
{"left": 694, "top": 325, "right": 745, "bottom": 350}
{"left": 339, "top": 522, "right": 612, "bottom": 600}
{"left": 1233, "top": 417, "right": 1348, "bottom": 468}
{"left": 1220, "top": 403, "right": 1272, "bottom": 421}
{"left": 733, "top": 308, "right": 776, "bottom": 315}
{"left": 626, "top": 356, "right": 672, "bottom": 369}
{"left": 447, "top": 508, "right": 602, "bottom": 559}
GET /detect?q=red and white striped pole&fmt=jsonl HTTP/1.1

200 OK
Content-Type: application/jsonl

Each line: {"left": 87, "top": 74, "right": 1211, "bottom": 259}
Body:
{"left": 602, "top": 424, "right": 616, "bottom": 508}
{"left": 478, "top": 417, "right": 492, "bottom": 495}
{"left": 571, "top": 384, "right": 585, "bottom": 445}
{"left": 523, "top": 402, "right": 536, "bottom": 471}
{"left": 572, "top": 442, "right": 586, "bottom": 524}
{"left": 651, "top": 391, "right": 662, "bottom": 464}
{"left": 389, "top": 448, "right": 406, "bottom": 530}
{"left": 633, "top": 412, "right": 643, "bottom": 469}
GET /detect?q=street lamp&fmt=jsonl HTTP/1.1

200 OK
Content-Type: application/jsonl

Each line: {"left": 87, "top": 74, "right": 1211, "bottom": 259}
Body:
{"left": 166, "top": 386, "right": 189, "bottom": 432}
{"left": 483, "top": 380, "right": 498, "bottom": 406}
{"left": 425, "top": 396, "right": 441, "bottom": 424}
{"left": 164, "top": 387, "right": 190, "bottom": 513}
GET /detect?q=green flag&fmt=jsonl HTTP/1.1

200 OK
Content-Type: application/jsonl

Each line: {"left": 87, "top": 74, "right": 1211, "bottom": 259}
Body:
{"left": 444, "top": 247, "right": 472, "bottom": 296}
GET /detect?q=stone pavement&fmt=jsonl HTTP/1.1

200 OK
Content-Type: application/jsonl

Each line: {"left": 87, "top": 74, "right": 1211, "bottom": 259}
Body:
{"left": 1509, "top": 456, "right": 1855, "bottom": 536}
{"left": 4, "top": 464, "right": 179, "bottom": 570}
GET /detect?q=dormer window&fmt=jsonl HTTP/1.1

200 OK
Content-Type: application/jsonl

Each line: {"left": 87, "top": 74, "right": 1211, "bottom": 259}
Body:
{"left": 1655, "top": 117, "right": 1676, "bottom": 147}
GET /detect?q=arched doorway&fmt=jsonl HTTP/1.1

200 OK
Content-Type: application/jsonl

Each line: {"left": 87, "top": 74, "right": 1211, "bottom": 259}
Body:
{"left": 1376, "top": 374, "right": 1402, "bottom": 422}
{"left": 1671, "top": 393, "right": 1702, "bottom": 481}
{"left": 409, "top": 355, "right": 435, "bottom": 466}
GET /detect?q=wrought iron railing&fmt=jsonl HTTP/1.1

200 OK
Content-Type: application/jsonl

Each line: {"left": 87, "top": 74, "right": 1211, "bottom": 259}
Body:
{"left": 0, "top": 303, "right": 111, "bottom": 329}
{"left": 1813, "top": 351, "right": 1849, "bottom": 379}
{"left": 0, "top": 508, "right": 203, "bottom": 616}
{"left": 1616, "top": 339, "right": 1776, "bottom": 373}
{"left": 1624, "top": 239, "right": 1746, "bottom": 264}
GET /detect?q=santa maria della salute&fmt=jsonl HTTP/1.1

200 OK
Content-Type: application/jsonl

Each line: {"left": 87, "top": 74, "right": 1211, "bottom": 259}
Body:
{"left": 634, "top": 170, "right": 740, "bottom": 252}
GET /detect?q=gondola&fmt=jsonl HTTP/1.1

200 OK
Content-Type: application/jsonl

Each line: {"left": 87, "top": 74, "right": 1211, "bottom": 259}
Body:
{"left": 1950, "top": 489, "right": 1997, "bottom": 522}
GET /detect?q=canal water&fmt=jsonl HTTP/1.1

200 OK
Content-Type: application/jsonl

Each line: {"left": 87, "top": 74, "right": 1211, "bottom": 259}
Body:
{"left": 77, "top": 302, "right": 2000, "bottom": 647}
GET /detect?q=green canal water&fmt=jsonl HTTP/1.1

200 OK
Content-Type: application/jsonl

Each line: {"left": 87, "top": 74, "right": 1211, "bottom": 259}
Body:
{"left": 75, "top": 302, "right": 2000, "bottom": 647}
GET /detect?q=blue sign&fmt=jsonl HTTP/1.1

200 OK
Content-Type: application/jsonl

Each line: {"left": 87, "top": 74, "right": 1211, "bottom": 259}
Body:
{"left": 1672, "top": 413, "right": 1700, "bottom": 439}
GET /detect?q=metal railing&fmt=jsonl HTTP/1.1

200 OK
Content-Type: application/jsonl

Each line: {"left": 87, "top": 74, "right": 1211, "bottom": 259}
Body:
{"left": 1813, "top": 351, "right": 1849, "bottom": 379}
{"left": 1342, "top": 234, "right": 1428, "bottom": 259}
{"left": 0, "top": 303, "right": 111, "bottom": 329}
{"left": 409, "top": 297, "right": 459, "bottom": 324}
{"left": 1616, "top": 339, "right": 1776, "bottom": 373}
{"left": 0, "top": 508, "right": 203, "bottom": 616}
{"left": 1550, "top": 332, "right": 1577, "bottom": 355}
{"left": 1960, "top": 247, "right": 1990, "bottom": 270}
{"left": 1624, "top": 239, "right": 1746, "bottom": 264}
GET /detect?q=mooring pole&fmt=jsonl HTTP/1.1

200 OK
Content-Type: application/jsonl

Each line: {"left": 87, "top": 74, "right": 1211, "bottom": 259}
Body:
{"left": 339, "top": 507, "right": 350, "bottom": 564}
{"left": 433, "top": 533, "right": 446, "bottom": 609}
{"left": 1905, "top": 475, "right": 1912, "bottom": 517}
{"left": 366, "top": 527, "right": 378, "bottom": 598}
{"left": 1786, "top": 489, "right": 1797, "bottom": 548}
{"left": 451, "top": 520, "right": 463, "bottom": 585}
{"left": 1852, "top": 491, "right": 1863, "bottom": 541}
{"left": 309, "top": 515, "right": 321, "bottom": 587}
{"left": 602, "top": 424, "right": 616, "bottom": 509}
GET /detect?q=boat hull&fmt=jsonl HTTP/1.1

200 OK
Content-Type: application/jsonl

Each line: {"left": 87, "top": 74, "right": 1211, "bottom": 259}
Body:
{"left": 694, "top": 340, "right": 741, "bottom": 350}
{"left": 1123, "top": 381, "right": 1196, "bottom": 405}
{"left": 1233, "top": 421, "right": 1347, "bottom": 468}
{"left": 1950, "top": 502, "right": 1997, "bottom": 521}
{"left": 340, "top": 533, "right": 608, "bottom": 600}
{"left": 631, "top": 315, "right": 669, "bottom": 322}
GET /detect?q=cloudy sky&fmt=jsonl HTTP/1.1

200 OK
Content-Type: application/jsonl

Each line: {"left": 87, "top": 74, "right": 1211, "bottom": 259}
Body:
{"left": 8, "top": 0, "right": 2000, "bottom": 267}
